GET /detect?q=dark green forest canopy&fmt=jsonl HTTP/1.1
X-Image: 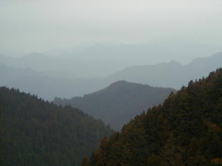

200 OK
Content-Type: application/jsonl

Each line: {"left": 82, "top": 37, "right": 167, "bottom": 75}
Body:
{"left": 0, "top": 88, "right": 112, "bottom": 166}
{"left": 84, "top": 68, "right": 222, "bottom": 166}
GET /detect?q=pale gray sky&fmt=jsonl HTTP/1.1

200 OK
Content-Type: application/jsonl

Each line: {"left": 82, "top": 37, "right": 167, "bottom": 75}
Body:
{"left": 0, "top": 0, "right": 222, "bottom": 57}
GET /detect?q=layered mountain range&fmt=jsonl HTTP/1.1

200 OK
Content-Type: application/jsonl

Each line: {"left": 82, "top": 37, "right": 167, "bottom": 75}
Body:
{"left": 0, "top": 52, "right": 222, "bottom": 99}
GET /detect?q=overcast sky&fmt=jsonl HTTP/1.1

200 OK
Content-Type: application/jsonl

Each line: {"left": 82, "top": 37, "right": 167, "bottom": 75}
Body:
{"left": 1, "top": 0, "right": 222, "bottom": 60}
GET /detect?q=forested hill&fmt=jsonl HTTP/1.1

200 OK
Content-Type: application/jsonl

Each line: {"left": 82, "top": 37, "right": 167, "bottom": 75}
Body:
{"left": 54, "top": 81, "right": 174, "bottom": 130}
{"left": 0, "top": 87, "right": 112, "bottom": 166}
{"left": 83, "top": 68, "right": 222, "bottom": 166}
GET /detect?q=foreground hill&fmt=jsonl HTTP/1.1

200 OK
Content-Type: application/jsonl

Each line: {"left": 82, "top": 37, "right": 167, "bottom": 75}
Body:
{"left": 54, "top": 81, "right": 174, "bottom": 130}
{"left": 83, "top": 69, "right": 222, "bottom": 166}
{"left": 0, "top": 87, "right": 112, "bottom": 166}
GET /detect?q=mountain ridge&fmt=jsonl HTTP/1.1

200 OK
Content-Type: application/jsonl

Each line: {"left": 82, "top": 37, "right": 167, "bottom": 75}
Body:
{"left": 0, "top": 52, "right": 221, "bottom": 99}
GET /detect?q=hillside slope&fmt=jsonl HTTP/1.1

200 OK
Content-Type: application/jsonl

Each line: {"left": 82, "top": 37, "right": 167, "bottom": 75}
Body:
{"left": 83, "top": 69, "right": 222, "bottom": 166}
{"left": 54, "top": 81, "right": 174, "bottom": 130}
{"left": 0, "top": 87, "right": 112, "bottom": 166}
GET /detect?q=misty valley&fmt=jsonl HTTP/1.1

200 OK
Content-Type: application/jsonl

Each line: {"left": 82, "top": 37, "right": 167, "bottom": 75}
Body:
{"left": 1, "top": 0, "right": 222, "bottom": 166}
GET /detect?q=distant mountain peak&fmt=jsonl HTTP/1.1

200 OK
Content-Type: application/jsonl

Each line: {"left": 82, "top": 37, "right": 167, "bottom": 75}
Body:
{"left": 54, "top": 80, "right": 174, "bottom": 130}
{"left": 155, "top": 60, "right": 181, "bottom": 67}
{"left": 108, "top": 80, "right": 132, "bottom": 87}
{"left": 106, "top": 80, "right": 153, "bottom": 91}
